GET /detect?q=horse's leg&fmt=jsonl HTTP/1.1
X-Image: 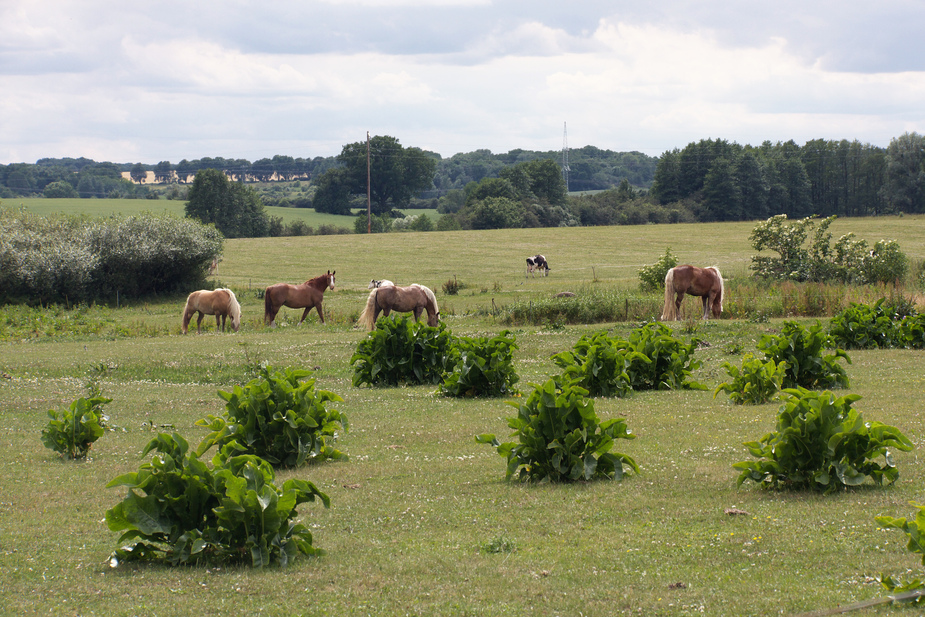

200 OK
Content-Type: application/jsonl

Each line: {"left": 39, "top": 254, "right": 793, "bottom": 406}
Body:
{"left": 701, "top": 296, "right": 710, "bottom": 320}
{"left": 299, "top": 307, "right": 310, "bottom": 325}
{"left": 316, "top": 303, "right": 325, "bottom": 324}
{"left": 674, "top": 292, "right": 685, "bottom": 320}
{"left": 217, "top": 314, "right": 225, "bottom": 331}
{"left": 196, "top": 312, "right": 205, "bottom": 334}
{"left": 413, "top": 307, "right": 423, "bottom": 322}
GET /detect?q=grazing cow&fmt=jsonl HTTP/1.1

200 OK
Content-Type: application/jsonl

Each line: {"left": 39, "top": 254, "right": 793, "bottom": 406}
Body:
{"left": 526, "top": 254, "right": 550, "bottom": 277}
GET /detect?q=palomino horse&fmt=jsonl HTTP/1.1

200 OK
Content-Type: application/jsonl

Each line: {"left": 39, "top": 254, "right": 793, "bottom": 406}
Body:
{"left": 357, "top": 284, "right": 440, "bottom": 330}
{"left": 182, "top": 288, "right": 241, "bottom": 334}
{"left": 264, "top": 270, "right": 336, "bottom": 327}
{"left": 661, "top": 265, "right": 724, "bottom": 320}
{"left": 367, "top": 279, "right": 395, "bottom": 289}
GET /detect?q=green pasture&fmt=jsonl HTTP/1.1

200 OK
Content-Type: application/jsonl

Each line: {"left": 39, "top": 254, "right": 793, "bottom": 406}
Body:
{"left": 6, "top": 197, "right": 438, "bottom": 230}
{"left": 2, "top": 217, "right": 925, "bottom": 615}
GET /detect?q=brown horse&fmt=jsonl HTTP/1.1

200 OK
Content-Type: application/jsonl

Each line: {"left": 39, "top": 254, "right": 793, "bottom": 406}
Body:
{"left": 661, "top": 265, "right": 724, "bottom": 320}
{"left": 357, "top": 284, "right": 439, "bottom": 330}
{"left": 182, "top": 288, "right": 242, "bottom": 334}
{"left": 264, "top": 270, "right": 336, "bottom": 327}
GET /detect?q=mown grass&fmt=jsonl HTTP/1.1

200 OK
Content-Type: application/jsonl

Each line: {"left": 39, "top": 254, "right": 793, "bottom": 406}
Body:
{"left": 6, "top": 196, "right": 439, "bottom": 230}
{"left": 1, "top": 218, "right": 925, "bottom": 616}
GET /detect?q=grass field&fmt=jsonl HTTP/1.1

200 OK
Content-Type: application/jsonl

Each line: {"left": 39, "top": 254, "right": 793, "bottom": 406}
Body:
{"left": 1, "top": 216, "right": 925, "bottom": 615}
{"left": 5, "top": 197, "right": 439, "bottom": 231}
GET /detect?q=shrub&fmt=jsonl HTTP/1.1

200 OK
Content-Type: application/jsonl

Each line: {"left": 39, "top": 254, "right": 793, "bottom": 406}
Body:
{"left": 351, "top": 316, "right": 456, "bottom": 387}
{"left": 622, "top": 321, "right": 705, "bottom": 391}
{"left": 438, "top": 331, "right": 520, "bottom": 398}
{"left": 638, "top": 247, "right": 678, "bottom": 292}
{"left": 106, "top": 433, "right": 329, "bottom": 566}
{"left": 733, "top": 388, "right": 913, "bottom": 492}
{"left": 41, "top": 387, "right": 112, "bottom": 459}
{"left": 829, "top": 298, "right": 909, "bottom": 349}
{"left": 714, "top": 354, "right": 786, "bottom": 405}
{"left": 757, "top": 320, "right": 850, "bottom": 389}
{"left": 552, "top": 323, "right": 704, "bottom": 395}
{"left": 749, "top": 214, "right": 908, "bottom": 285}
{"left": 0, "top": 207, "right": 222, "bottom": 304}
{"left": 876, "top": 502, "right": 925, "bottom": 601}
{"left": 476, "top": 379, "right": 639, "bottom": 483}
{"left": 900, "top": 313, "right": 925, "bottom": 349}
{"left": 195, "top": 366, "right": 347, "bottom": 468}
{"left": 551, "top": 331, "right": 633, "bottom": 398}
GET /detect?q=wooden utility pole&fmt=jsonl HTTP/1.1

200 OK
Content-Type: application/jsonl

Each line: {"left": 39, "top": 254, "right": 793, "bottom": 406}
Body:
{"left": 366, "top": 131, "right": 371, "bottom": 234}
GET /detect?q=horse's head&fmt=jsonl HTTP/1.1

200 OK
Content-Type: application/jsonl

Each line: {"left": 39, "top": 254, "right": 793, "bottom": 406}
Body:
{"left": 427, "top": 311, "right": 440, "bottom": 327}
{"left": 327, "top": 270, "right": 336, "bottom": 291}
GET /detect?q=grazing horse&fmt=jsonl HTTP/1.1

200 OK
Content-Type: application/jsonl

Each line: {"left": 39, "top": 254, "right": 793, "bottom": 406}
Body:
{"left": 367, "top": 279, "right": 395, "bottom": 289}
{"left": 182, "top": 288, "right": 241, "bottom": 334}
{"left": 264, "top": 271, "right": 336, "bottom": 327}
{"left": 661, "top": 265, "right": 724, "bottom": 321}
{"left": 357, "top": 284, "right": 440, "bottom": 330}
{"left": 526, "top": 254, "right": 550, "bottom": 277}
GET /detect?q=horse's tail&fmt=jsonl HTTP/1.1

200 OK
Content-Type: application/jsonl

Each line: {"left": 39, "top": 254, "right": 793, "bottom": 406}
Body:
{"left": 224, "top": 288, "right": 242, "bottom": 331}
{"left": 358, "top": 289, "right": 378, "bottom": 331}
{"left": 264, "top": 287, "right": 272, "bottom": 324}
{"left": 710, "top": 266, "right": 724, "bottom": 315}
{"left": 181, "top": 293, "right": 195, "bottom": 334}
{"left": 661, "top": 268, "right": 678, "bottom": 321}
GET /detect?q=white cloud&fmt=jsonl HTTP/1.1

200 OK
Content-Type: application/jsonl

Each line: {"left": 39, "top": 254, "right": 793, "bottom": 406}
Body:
{"left": 2, "top": 2, "right": 925, "bottom": 163}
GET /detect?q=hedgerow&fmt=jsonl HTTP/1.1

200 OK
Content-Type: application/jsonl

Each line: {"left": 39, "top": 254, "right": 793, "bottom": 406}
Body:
{"left": 0, "top": 207, "right": 222, "bottom": 304}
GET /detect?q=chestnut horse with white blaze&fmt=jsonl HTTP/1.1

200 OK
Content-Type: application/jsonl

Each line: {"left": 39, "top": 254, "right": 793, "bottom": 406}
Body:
{"left": 357, "top": 284, "right": 439, "bottom": 330}
{"left": 661, "top": 265, "right": 724, "bottom": 320}
{"left": 182, "top": 288, "right": 241, "bottom": 334}
{"left": 264, "top": 270, "right": 335, "bottom": 327}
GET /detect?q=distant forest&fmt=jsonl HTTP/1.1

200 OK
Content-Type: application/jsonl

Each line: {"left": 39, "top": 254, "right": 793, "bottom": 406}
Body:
{"left": 0, "top": 146, "right": 655, "bottom": 200}
{"left": 3, "top": 132, "right": 925, "bottom": 225}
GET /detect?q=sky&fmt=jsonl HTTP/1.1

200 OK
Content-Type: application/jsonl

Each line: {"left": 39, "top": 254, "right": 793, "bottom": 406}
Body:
{"left": 3, "top": 0, "right": 925, "bottom": 165}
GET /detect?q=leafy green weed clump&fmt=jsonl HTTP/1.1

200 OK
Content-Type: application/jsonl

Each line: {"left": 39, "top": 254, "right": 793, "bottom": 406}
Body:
{"left": 476, "top": 379, "right": 639, "bottom": 483}
{"left": 829, "top": 298, "right": 914, "bottom": 349}
{"left": 757, "top": 320, "right": 850, "bottom": 389}
{"left": 877, "top": 502, "right": 925, "bottom": 602}
{"left": 438, "top": 330, "right": 520, "bottom": 398}
{"left": 41, "top": 386, "right": 112, "bottom": 459}
{"left": 196, "top": 366, "right": 348, "bottom": 467}
{"left": 734, "top": 388, "right": 913, "bottom": 492}
{"left": 714, "top": 354, "right": 787, "bottom": 405}
{"left": 106, "top": 433, "right": 329, "bottom": 567}
{"left": 552, "top": 322, "right": 704, "bottom": 397}
{"left": 351, "top": 316, "right": 456, "bottom": 386}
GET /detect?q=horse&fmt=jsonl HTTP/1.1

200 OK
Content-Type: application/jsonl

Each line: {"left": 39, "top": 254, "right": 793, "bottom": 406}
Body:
{"left": 661, "top": 265, "right": 724, "bottom": 321}
{"left": 357, "top": 284, "right": 440, "bottom": 330}
{"left": 367, "top": 279, "right": 395, "bottom": 289}
{"left": 182, "top": 288, "right": 241, "bottom": 334}
{"left": 264, "top": 270, "right": 336, "bottom": 327}
{"left": 526, "top": 254, "right": 550, "bottom": 277}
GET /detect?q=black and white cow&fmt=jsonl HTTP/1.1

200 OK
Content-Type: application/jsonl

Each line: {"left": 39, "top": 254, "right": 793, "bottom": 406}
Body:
{"left": 526, "top": 254, "right": 550, "bottom": 277}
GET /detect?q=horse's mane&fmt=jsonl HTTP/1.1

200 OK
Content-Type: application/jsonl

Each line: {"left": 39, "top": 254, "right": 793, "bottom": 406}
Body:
{"left": 304, "top": 272, "right": 332, "bottom": 289}
{"left": 221, "top": 288, "right": 242, "bottom": 326}
{"left": 411, "top": 284, "right": 439, "bottom": 314}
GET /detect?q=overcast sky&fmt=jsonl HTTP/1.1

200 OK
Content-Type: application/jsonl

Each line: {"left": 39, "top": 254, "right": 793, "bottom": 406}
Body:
{"left": 2, "top": 0, "right": 924, "bottom": 165}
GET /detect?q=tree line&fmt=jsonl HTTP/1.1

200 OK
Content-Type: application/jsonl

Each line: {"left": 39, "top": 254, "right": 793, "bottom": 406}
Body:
{"left": 0, "top": 145, "right": 656, "bottom": 200}
{"left": 649, "top": 133, "right": 925, "bottom": 220}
